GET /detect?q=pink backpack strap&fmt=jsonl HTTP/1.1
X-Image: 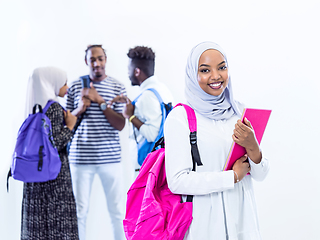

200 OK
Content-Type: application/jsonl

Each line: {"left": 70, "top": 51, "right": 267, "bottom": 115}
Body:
{"left": 173, "top": 103, "right": 203, "bottom": 202}
{"left": 174, "top": 104, "right": 202, "bottom": 159}
{"left": 174, "top": 103, "right": 197, "bottom": 132}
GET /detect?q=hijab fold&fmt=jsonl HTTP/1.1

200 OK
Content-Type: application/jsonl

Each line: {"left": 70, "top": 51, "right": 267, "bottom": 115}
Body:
{"left": 25, "top": 66, "right": 67, "bottom": 116}
{"left": 185, "top": 42, "right": 241, "bottom": 120}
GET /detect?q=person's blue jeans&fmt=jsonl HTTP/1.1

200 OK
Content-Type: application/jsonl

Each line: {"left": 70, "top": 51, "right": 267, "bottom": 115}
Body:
{"left": 70, "top": 162, "right": 125, "bottom": 240}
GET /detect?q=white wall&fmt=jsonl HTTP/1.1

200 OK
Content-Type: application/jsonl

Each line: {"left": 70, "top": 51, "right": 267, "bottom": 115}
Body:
{"left": 1, "top": 0, "right": 320, "bottom": 239}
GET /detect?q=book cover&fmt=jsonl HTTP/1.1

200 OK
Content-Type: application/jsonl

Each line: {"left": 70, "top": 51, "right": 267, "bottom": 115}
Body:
{"left": 223, "top": 108, "right": 272, "bottom": 171}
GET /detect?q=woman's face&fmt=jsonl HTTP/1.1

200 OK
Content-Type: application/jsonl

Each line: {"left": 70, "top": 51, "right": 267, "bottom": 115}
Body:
{"left": 58, "top": 81, "right": 68, "bottom": 97}
{"left": 197, "top": 49, "right": 229, "bottom": 96}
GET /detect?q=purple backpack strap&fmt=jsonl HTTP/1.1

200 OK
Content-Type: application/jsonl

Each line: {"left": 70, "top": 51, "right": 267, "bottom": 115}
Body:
{"left": 42, "top": 100, "right": 56, "bottom": 113}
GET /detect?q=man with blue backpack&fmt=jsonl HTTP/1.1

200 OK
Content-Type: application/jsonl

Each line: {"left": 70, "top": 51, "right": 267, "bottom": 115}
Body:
{"left": 109, "top": 46, "right": 173, "bottom": 179}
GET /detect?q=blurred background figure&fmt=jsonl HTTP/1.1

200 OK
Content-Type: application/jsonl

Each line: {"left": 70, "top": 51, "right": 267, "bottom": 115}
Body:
{"left": 22, "top": 66, "right": 79, "bottom": 240}
{"left": 66, "top": 45, "right": 126, "bottom": 240}
{"left": 109, "top": 46, "right": 173, "bottom": 179}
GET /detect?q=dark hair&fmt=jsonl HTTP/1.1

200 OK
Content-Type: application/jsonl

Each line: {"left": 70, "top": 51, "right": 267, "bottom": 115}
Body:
{"left": 84, "top": 44, "right": 107, "bottom": 62}
{"left": 127, "top": 46, "right": 155, "bottom": 77}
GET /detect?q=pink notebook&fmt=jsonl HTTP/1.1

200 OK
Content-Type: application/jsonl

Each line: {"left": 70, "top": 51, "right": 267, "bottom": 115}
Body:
{"left": 223, "top": 108, "right": 272, "bottom": 171}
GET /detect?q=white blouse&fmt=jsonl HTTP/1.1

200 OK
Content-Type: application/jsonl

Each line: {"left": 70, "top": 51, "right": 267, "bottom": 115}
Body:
{"left": 164, "top": 105, "right": 269, "bottom": 240}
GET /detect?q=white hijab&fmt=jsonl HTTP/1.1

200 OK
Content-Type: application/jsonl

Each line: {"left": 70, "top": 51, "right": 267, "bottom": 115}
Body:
{"left": 26, "top": 66, "right": 67, "bottom": 115}
{"left": 185, "top": 42, "right": 241, "bottom": 120}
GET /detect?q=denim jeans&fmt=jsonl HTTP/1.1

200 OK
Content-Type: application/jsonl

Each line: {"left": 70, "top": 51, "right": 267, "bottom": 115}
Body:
{"left": 70, "top": 162, "right": 125, "bottom": 240}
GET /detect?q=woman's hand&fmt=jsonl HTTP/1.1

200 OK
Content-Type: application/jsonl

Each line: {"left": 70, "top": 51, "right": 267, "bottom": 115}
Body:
{"left": 77, "top": 97, "right": 91, "bottom": 116}
{"left": 64, "top": 110, "right": 77, "bottom": 130}
{"left": 232, "top": 155, "right": 251, "bottom": 183}
{"left": 232, "top": 117, "right": 262, "bottom": 164}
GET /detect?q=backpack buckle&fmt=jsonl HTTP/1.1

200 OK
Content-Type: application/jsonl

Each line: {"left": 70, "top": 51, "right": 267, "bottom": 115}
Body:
{"left": 189, "top": 131, "right": 197, "bottom": 145}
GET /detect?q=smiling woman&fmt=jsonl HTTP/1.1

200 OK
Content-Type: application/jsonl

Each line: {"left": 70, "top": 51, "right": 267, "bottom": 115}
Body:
{"left": 164, "top": 42, "right": 269, "bottom": 240}
{"left": 2, "top": 1, "right": 320, "bottom": 239}
{"left": 197, "top": 49, "right": 229, "bottom": 96}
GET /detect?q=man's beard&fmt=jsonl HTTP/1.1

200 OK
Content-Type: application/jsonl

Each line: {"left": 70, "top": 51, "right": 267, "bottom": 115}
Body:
{"left": 130, "top": 76, "right": 139, "bottom": 86}
{"left": 92, "top": 67, "right": 104, "bottom": 78}
{"left": 95, "top": 72, "right": 102, "bottom": 78}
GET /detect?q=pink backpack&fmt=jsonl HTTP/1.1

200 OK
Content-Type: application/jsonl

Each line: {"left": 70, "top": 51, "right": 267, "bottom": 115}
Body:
{"left": 123, "top": 103, "right": 203, "bottom": 240}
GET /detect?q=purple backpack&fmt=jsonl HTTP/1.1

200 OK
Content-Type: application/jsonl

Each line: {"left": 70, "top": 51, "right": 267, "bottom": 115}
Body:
{"left": 8, "top": 100, "right": 61, "bottom": 185}
{"left": 123, "top": 103, "right": 203, "bottom": 240}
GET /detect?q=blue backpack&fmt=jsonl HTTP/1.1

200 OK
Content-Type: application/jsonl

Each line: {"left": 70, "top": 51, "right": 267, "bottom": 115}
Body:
{"left": 7, "top": 100, "right": 61, "bottom": 188}
{"left": 132, "top": 88, "right": 172, "bottom": 166}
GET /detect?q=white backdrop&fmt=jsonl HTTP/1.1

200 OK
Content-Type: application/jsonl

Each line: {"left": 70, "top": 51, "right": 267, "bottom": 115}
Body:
{"left": 1, "top": 0, "right": 320, "bottom": 239}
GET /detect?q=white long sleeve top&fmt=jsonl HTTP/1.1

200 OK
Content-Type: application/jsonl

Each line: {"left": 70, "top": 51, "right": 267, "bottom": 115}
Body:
{"left": 130, "top": 76, "right": 174, "bottom": 143}
{"left": 129, "top": 76, "right": 174, "bottom": 171}
{"left": 164, "top": 104, "right": 269, "bottom": 240}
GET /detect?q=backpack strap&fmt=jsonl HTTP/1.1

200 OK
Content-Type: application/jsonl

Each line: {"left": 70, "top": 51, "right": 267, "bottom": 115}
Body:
{"left": 174, "top": 103, "right": 203, "bottom": 168}
{"left": 6, "top": 169, "right": 12, "bottom": 192}
{"left": 174, "top": 103, "right": 197, "bottom": 132}
{"left": 32, "top": 104, "right": 43, "bottom": 114}
{"left": 174, "top": 103, "right": 203, "bottom": 202}
{"left": 144, "top": 88, "right": 173, "bottom": 115}
{"left": 132, "top": 88, "right": 163, "bottom": 106}
{"left": 67, "top": 75, "right": 92, "bottom": 154}
{"left": 42, "top": 100, "right": 56, "bottom": 113}
{"left": 80, "top": 75, "right": 91, "bottom": 88}
{"left": 131, "top": 88, "right": 166, "bottom": 146}
{"left": 72, "top": 75, "right": 91, "bottom": 134}
{"left": 144, "top": 88, "right": 163, "bottom": 104}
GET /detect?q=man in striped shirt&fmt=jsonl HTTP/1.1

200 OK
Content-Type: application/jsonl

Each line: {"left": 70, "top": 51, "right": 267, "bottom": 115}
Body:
{"left": 66, "top": 45, "right": 126, "bottom": 240}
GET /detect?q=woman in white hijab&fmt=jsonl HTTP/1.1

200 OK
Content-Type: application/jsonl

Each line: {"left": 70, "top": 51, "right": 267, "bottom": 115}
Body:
{"left": 164, "top": 42, "right": 270, "bottom": 240}
{"left": 21, "top": 67, "right": 79, "bottom": 240}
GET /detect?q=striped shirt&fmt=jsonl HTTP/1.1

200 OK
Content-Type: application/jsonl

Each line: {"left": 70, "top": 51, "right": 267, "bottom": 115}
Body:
{"left": 66, "top": 75, "right": 126, "bottom": 164}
